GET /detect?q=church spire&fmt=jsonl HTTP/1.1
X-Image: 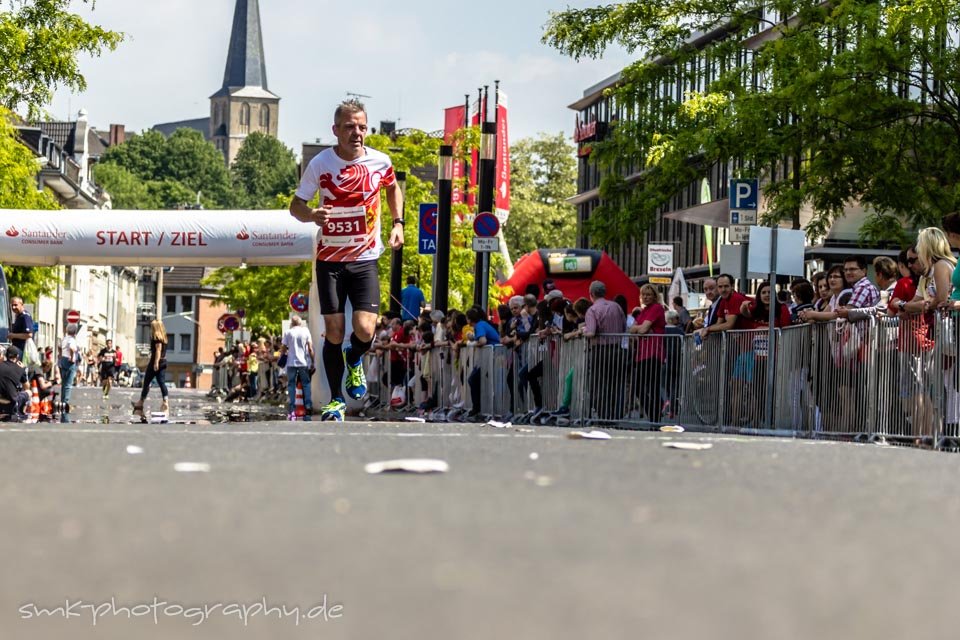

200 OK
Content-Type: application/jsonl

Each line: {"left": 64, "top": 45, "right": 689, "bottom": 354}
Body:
{"left": 209, "top": 0, "right": 279, "bottom": 166}
{"left": 220, "top": 0, "right": 268, "bottom": 91}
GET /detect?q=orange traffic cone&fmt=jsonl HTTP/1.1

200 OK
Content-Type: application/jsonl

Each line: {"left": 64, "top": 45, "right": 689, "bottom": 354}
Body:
{"left": 294, "top": 381, "right": 306, "bottom": 418}
{"left": 184, "top": 376, "right": 191, "bottom": 389}
{"left": 26, "top": 380, "right": 40, "bottom": 423}
{"left": 40, "top": 394, "right": 53, "bottom": 420}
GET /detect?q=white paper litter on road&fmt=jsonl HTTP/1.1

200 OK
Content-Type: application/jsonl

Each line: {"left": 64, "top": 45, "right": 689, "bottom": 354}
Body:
{"left": 567, "top": 430, "right": 611, "bottom": 440}
{"left": 364, "top": 459, "right": 449, "bottom": 474}
{"left": 484, "top": 420, "right": 512, "bottom": 429}
{"left": 662, "top": 442, "right": 713, "bottom": 451}
{"left": 529, "top": 452, "right": 539, "bottom": 460}
{"left": 126, "top": 445, "right": 144, "bottom": 455}
{"left": 173, "top": 462, "right": 211, "bottom": 473}
{"left": 404, "top": 416, "right": 427, "bottom": 422}
{"left": 660, "top": 425, "right": 685, "bottom": 433}
{"left": 514, "top": 427, "right": 535, "bottom": 433}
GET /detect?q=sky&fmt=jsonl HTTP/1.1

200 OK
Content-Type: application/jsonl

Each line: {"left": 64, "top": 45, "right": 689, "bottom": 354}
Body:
{"left": 48, "top": 0, "right": 635, "bottom": 156}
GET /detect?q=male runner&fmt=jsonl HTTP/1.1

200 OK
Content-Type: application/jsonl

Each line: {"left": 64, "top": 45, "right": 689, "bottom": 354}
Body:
{"left": 97, "top": 339, "right": 117, "bottom": 399}
{"left": 289, "top": 100, "right": 404, "bottom": 421}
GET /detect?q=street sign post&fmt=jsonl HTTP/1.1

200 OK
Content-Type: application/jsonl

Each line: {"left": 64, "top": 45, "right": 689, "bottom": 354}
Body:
{"left": 472, "top": 237, "right": 500, "bottom": 252}
{"left": 729, "top": 178, "right": 759, "bottom": 244}
{"left": 288, "top": 291, "right": 309, "bottom": 314}
{"left": 66, "top": 309, "right": 80, "bottom": 324}
{"left": 218, "top": 313, "right": 240, "bottom": 334}
{"left": 730, "top": 225, "right": 753, "bottom": 243}
{"left": 418, "top": 203, "right": 438, "bottom": 255}
{"left": 473, "top": 212, "right": 500, "bottom": 238}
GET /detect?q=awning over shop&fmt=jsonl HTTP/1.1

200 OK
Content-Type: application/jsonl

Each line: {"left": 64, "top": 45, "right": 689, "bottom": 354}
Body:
{"left": 662, "top": 199, "right": 730, "bottom": 227}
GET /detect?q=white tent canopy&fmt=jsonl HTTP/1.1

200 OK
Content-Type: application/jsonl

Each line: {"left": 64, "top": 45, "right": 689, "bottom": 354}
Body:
{"left": 0, "top": 210, "right": 316, "bottom": 267}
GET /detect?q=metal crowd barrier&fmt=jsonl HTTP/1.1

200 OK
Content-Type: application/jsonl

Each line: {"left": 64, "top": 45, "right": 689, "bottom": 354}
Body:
{"left": 358, "top": 313, "right": 960, "bottom": 451}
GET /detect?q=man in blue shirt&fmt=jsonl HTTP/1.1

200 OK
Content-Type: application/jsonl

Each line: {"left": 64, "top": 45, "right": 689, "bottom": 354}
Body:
{"left": 8, "top": 298, "right": 33, "bottom": 354}
{"left": 400, "top": 276, "right": 425, "bottom": 322}
{"left": 465, "top": 306, "right": 499, "bottom": 418}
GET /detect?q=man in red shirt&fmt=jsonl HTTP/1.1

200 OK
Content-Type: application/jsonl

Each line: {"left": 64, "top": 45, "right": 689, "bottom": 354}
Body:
{"left": 695, "top": 274, "right": 750, "bottom": 339}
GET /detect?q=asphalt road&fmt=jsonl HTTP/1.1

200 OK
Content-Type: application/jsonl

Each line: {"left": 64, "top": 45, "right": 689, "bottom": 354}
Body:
{"left": 2, "top": 387, "right": 960, "bottom": 640}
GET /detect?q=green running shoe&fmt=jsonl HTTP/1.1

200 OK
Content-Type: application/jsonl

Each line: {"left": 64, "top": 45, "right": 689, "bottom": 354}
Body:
{"left": 320, "top": 397, "right": 346, "bottom": 422}
{"left": 344, "top": 351, "right": 367, "bottom": 400}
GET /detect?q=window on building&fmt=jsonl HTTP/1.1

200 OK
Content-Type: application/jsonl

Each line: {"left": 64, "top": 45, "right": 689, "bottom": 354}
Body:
{"left": 181, "top": 296, "right": 193, "bottom": 313}
{"left": 260, "top": 104, "right": 270, "bottom": 130}
{"left": 180, "top": 333, "right": 192, "bottom": 353}
{"left": 166, "top": 295, "right": 177, "bottom": 314}
{"left": 240, "top": 102, "right": 251, "bottom": 133}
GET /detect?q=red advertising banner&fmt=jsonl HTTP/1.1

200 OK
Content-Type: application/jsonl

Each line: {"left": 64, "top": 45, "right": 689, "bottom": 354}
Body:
{"left": 495, "top": 99, "right": 510, "bottom": 225}
{"left": 443, "top": 106, "right": 466, "bottom": 206}
{"left": 468, "top": 99, "right": 483, "bottom": 210}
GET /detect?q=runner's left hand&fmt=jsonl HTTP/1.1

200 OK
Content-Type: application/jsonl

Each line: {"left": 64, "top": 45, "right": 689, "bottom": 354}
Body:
{"left": 389, "top": 224, "right": 404, "bottom": 250}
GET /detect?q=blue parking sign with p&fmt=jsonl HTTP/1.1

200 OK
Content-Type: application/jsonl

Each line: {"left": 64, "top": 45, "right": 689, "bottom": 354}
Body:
{"left": 729, "top": 179, "right": 758, "bottom": 210}
{"left": 418, "top": 203, "right": 438, "bottom": 255}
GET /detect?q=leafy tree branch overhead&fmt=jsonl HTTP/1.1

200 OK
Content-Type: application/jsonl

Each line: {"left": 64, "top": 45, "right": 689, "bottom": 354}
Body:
{"left": 0, "top": 0, "right": 123, "bottom": 119}
{"left": 543, "top": 0, "right": 960, "bottom": 247}
{"left": 0, "top": 0, "right": 122, "bottom": 301}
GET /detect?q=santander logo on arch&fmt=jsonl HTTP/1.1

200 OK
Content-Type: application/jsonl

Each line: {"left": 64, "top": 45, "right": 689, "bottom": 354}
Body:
{"left": 236, "top": 228, "right": 250, "bottom": 241}
{"left": 5, "top": 226, "right": 19, "bottom": 238}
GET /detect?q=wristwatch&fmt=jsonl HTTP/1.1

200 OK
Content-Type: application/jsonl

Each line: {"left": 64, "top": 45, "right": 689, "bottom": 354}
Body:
{"left": 898, "top": 301, "right": 906, "bottom": 311}
{"left": 393, "top": 219, "right": 404, "bottom": 226}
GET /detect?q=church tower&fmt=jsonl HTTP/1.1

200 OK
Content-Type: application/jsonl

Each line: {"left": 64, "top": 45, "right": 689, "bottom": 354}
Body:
{"left": 210, "top": 0, "right": 279, "bottom": 165}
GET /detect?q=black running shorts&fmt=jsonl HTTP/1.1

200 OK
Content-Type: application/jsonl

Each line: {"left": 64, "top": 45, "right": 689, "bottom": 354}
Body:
{"left": 315, "top": 259, "right": 381, "bottom": 316}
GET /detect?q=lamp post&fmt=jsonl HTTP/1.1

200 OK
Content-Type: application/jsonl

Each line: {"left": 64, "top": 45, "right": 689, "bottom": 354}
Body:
{"left": 434, "top": 146, "right": 454, "bottom": 313}
{"left": 473, "top": 116, "right": 497, "bottom": 311}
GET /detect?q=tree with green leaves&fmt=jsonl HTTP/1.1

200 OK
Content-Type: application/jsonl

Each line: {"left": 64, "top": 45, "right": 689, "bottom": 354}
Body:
{"left": 96, "top": 129, "right": 235, "bottom": 208}
{"left": 0, "top": 107, "right": 59, "bottom": 299}
{"left": 0, "top": 0, "right": 121, "bottom": 301}
{"left": 543, "top": 0, "right": 960, "bottom": 246}
{"left": 202, "top": 263, "right": 313, "bottom": 337}
{"left": 0, "top": 0, "right": 123, "bottom": 119}
{"left": 230, "top": 131, "right": 298, "bottom": 209}
{"left": 504, "top": 133, "right": 577, "bottom": 256}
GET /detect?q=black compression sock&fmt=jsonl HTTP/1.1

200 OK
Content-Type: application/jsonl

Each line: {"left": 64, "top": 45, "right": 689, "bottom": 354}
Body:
{"left": 323, "top": 340, "right": 345, "bottom": 399}
{"left": 344, "top": 333, "right": 373, "bottom": 366}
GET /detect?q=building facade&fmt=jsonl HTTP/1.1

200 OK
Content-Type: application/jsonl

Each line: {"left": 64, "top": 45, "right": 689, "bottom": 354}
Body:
{"left": 568, "top": 4, "right": 954, "bottom": 285}
{"left": 14, "top": 110, "right": 139, "bottom": 360}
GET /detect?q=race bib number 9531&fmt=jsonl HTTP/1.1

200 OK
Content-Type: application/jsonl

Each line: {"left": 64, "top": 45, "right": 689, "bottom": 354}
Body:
{"left": 322, "top": 206, "right": 368, "bottom": 247}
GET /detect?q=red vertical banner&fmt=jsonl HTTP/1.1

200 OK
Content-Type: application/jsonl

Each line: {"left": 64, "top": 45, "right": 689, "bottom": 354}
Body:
{"left": 443, "top": 106, "right": 466, "bottom": 206}
{"left": 495, "top": 96, "right": 510, "bottom": 225}
{"left": 467, "top": 99, "right": 483, "bottom": 211}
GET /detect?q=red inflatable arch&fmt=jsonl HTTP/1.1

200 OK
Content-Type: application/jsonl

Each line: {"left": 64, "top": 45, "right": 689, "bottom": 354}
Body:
{"left": 501, "top": 249, "right": 640, "bottom": 306}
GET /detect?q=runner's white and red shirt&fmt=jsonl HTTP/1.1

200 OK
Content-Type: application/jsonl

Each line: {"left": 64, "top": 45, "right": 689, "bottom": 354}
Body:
{"left": 295, "top": 146, "right": 396, "bottom": 263}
